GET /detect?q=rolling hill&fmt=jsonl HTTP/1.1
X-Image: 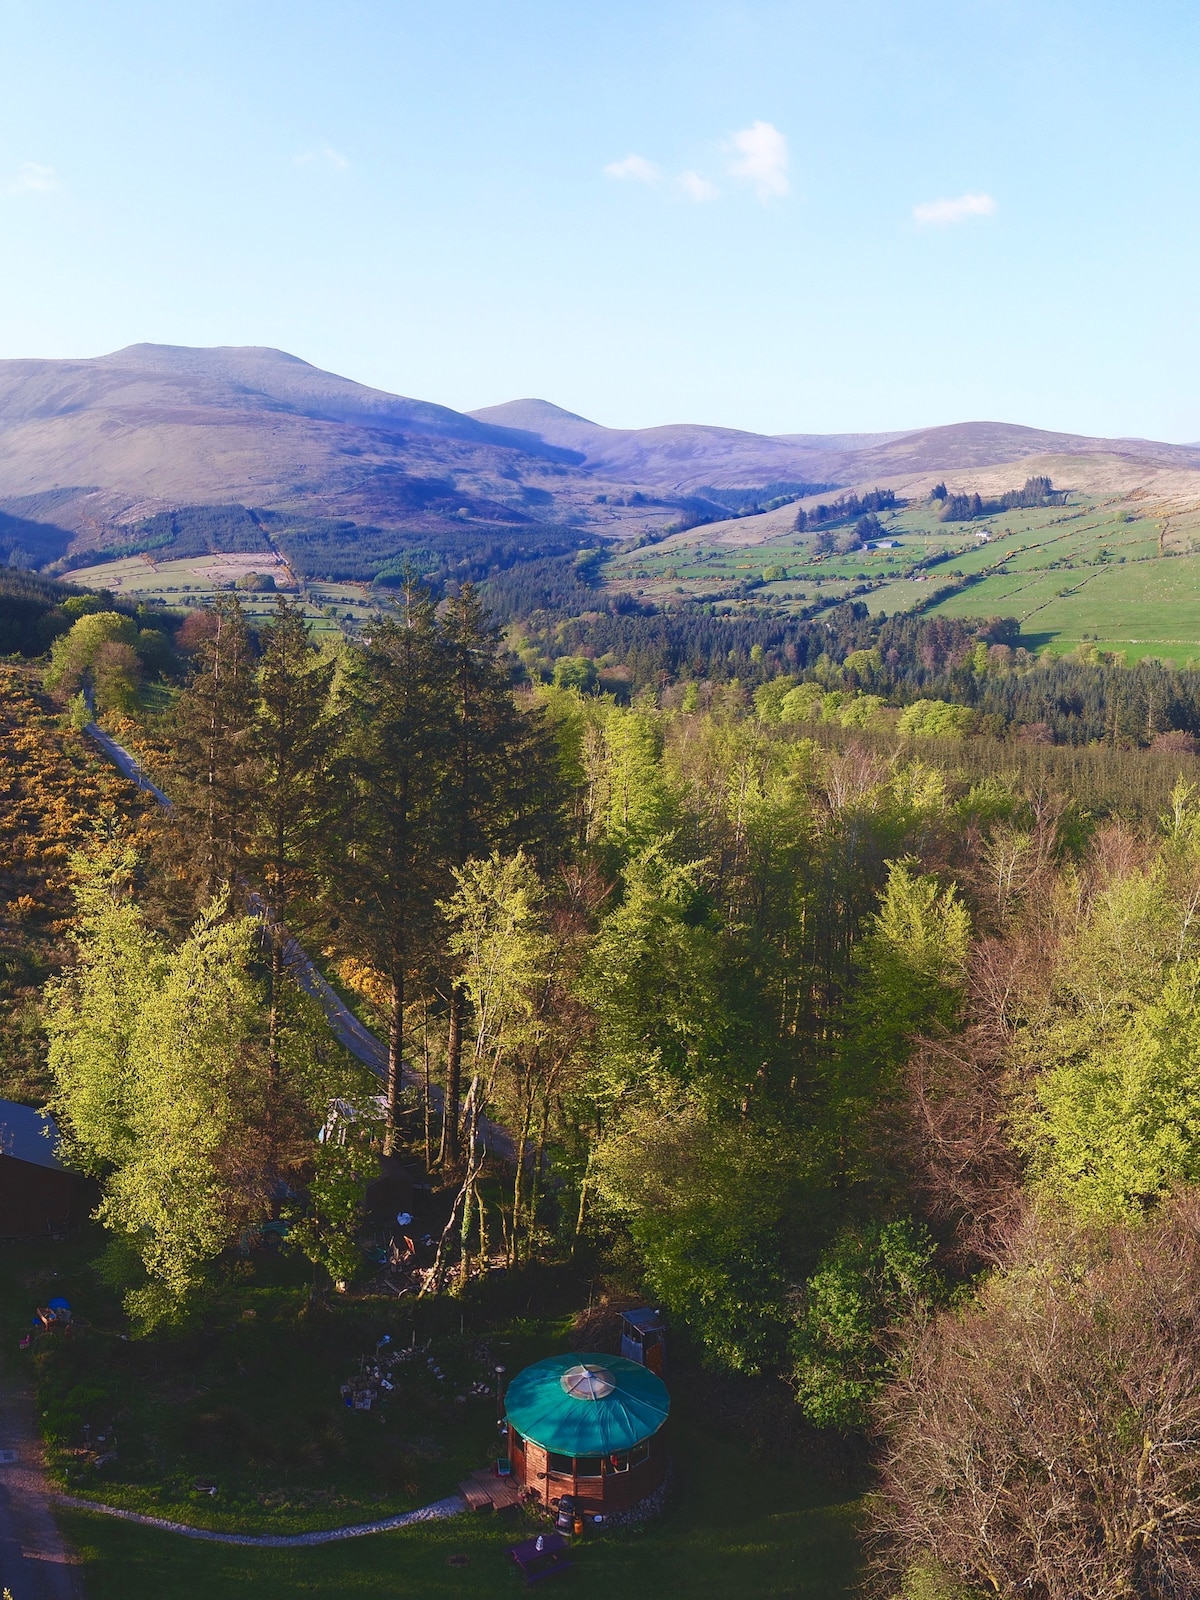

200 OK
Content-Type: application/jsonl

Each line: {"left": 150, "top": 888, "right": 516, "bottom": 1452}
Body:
{"left": 3, "top": 344, "right": 1200, "bottom": 591}
{"left": 471, "top": 400, "right": 1200, "bottom": 492}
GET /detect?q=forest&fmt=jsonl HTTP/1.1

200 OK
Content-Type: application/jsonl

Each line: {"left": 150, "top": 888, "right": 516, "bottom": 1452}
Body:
{"left": 11, "top": 579, "right": 1200, "bottom": 1597}
{"left": 933, "top": 474, "right": 1067, "bottom": 522}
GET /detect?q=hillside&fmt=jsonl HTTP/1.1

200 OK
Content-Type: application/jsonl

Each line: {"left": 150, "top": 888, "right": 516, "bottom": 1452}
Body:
{"left": 4, "top": 345, "right": 1200, "bottom": 591}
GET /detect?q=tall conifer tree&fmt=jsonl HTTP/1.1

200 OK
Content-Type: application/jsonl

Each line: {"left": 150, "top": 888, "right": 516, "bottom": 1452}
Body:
{"left": 249, "top": 597, "right": 336, "bottom": 1076}
{"left": 161, "top": 595, "right": 258, "bottom": 908}
{"left": 437, "top": 585, "right": 566, "bottom": 1161}
{"left": 338, "top": 588, "right": 450, "bottom": 1152}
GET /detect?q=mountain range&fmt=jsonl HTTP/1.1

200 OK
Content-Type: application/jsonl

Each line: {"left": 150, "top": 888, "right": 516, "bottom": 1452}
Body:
{"left": 1, "top": 343, "right": 1199, "bottom": 578}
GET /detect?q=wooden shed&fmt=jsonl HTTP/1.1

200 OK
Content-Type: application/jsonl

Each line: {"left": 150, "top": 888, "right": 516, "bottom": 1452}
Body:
{"left": 504, "top": 1352, "right": 670, "bottom": 1520}
{"left": 620, "top": 1307, "right": 666, "bottom": 1375}
{"left": 0, "top": 1100, "right": 83, "bottom": 1239}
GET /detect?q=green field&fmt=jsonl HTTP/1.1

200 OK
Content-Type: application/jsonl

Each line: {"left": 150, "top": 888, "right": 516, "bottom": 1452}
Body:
{"left": 603, "top": 489, "right": 1200, "bottom": 665}
{"left": 66, "top": 552, "right": 389, "bottom": 639}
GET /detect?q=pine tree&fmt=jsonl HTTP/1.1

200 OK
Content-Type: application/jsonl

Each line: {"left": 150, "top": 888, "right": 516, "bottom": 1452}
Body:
{"left": 248, "top": 598, "right": 336, "bottom": 1078}
{"left": 337, "top": 589, "right": 451, "bottom": 1152}
{"left": 160, "top": 595, "right": 258, "bottom": 907}
{"left": 437, "top": 585, "right": 565, "bottom": 1161}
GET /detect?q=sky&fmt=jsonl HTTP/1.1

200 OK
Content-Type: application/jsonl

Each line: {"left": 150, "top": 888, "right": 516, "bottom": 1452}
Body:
{"left": 1, "top": 0, "right": 1199, "bottom": 439}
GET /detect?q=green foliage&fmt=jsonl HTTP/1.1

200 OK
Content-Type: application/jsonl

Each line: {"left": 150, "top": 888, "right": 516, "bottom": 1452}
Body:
{"left": 1029, "top": 961, "right": 1200, "bottom": 1220}
{"left": 580, "top": 842, "right": 727, "bottom": 1102}
{"left": 46, "top": 845, "right": 169, "bottom": 1172}
{"left": 551, "top": 654, "right": 598, "bottom": 692}
{"left": 61, "top": 593, "right": 109, "bottom": 619}
{"left": 869, "top": 861, "right": 971, "bottom": 986}
{"left": 442, "top": 851, "right": 549, "bottom": 1071}
{"left": 753, "top": 674, "right": 797, "bottom": 721}
{"left": 159, "top": 594, "right": 259, "bottom": 905}
{"left": 96, "top": 903, "right": 269, "bottom": 1311}
{"left": 285, "top": 1118, "right": 378, "bottom": 1286}
{"left": 592, "top": 1100, "right": 813, "bottom": 1372}
{"left": 780, "top": 682, "right": 827, "bottom": 723}
{"left": 897, "top": 699, "right": 974, "bottom": 738}
{"left": 598, "top": 706, "right": 676, "bottom": 859}
{"left": 46, "top": 611, "right": 140, "bottom": 710}
{"left": 844, "top": 858, "right": 969, "bottom": 1066}
{"left": 66, "top": 690, "right": 92, "bottom": 729}
{"left": 777, "top": 682, "right": 884, "bottom": 729}
{"left": 47, "top": 847, "right": 351, "bottom": 1324}
{"left": 791, "top": 1219, "right": 937, "bottom": 1429}
{"left": 897, "top": 1560, "right": 982, "bottom": 1600}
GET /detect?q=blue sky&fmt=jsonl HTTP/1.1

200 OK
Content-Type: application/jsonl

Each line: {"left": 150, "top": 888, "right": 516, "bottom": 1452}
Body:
{"left": 2, "top": 0, "right": 1198, "bottom": 438}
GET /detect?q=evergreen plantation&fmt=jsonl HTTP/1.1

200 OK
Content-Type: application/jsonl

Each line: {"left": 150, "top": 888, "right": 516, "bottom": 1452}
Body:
{"left": 14, "top": 583, "right": 1200, "bottom": 1595}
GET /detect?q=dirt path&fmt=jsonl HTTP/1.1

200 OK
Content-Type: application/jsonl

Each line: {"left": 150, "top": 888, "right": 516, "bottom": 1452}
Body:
{"left": 0, "top": 1380, "right": 83, "bottom": 1600}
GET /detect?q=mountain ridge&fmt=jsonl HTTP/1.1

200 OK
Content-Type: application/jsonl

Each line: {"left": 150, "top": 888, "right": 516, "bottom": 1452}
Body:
{"left": 1, "top": 343, "right": 1198, "bottom": 578}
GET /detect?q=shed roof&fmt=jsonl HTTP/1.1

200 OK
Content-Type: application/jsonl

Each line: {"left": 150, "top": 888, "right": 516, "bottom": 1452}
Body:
{"left": 621, "top": 1307, "right": 664, "bottom": 1332}
{"left": 0, "top": 1100, "right": 66, "bottom": 1172}
{"left": 505, "top": 1352, "right": 669, "bottom": 1457}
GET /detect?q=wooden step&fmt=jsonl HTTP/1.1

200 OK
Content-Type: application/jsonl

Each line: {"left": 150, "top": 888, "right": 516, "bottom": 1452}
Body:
{"left": 459, "top": 1477, "right": 494, "bottom": 1511}
{"left": 458, "top": 1469, "right": 523, "bottom": 1511}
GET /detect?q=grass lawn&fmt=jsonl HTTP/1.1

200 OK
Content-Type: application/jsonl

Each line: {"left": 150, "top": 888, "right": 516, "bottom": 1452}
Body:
{"left": 928, "top": 551, "right": 1200, "bottom": 664}
{"left": 2, "top": 1233, "right": 565, "bottom": 1533}
{"left": 2, "top": 1233, "right": 863, "bottom": 1596}
{"left": 59, "top": 1403, "right": 862, "bottom": 1600}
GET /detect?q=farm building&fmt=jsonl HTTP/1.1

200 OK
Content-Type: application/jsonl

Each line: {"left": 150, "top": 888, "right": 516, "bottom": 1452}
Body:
{"left": 503, "top": 1352, "right": 670, "bottom": 1519}
{"left": 0, "top": 1100, "right": 84, "bottom": 1239}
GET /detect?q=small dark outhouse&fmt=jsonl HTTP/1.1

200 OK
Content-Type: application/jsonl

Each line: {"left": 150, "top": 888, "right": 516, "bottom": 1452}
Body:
{"left": 620, "top": 1308, "right": 666, "bottom": 1375}
{"left": 0, "top": 1100, "right": 83, "bottom": 1239}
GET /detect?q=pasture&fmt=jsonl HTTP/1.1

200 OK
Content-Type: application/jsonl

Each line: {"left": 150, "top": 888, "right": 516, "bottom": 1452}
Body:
{"left": 604, "top": 487, "right": 1200, "bottom": 664}
{"left": 65, "top": 552, "right": 389, "bottom": 638}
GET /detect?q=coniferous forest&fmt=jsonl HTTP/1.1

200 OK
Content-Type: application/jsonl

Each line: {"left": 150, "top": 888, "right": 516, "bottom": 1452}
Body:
{"left": 10, "top": 577, "right": 1200, "bottom": 1598}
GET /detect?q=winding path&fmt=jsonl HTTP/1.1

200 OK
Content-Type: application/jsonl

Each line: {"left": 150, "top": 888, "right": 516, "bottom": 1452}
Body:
{"left": 50, "top": 1491, "right": 468, "bottom": 1548}
{"left": 81, "top": 720, "right": 513, "bottom": 1155}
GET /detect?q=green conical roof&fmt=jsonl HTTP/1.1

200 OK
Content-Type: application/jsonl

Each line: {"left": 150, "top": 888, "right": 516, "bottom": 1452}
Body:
{"left": 504, "top": 1352, "right": 669, "bottom": 1457}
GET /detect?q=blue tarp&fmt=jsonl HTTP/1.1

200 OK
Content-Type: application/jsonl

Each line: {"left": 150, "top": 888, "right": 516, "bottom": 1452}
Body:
{"left": 504, "top": 1353, "right": 669, "bottom": 1456}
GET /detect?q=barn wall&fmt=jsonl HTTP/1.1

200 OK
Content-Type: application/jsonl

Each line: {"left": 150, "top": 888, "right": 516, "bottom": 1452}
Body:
{"left": 0, "top": 1158, "right": 80, "bottom": 1238}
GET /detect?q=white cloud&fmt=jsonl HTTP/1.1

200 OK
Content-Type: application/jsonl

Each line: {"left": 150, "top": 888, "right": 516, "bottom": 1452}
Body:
{"left": 678, "top": 169, "right": 719, "bottom": 202}
{"left": 913, "top": 191, "right": 997, "bottom": 225}
{"left": 604, "top": 153, "right": 661, "bottom": 184}
{"left": 726, "top": 121, "right": 789, "bottom": 201}
{"left": 7, "top": 162, "right": 57, "bottom": 196}
{"left": 295, "top": 145, "right": 350, "bottom": 171}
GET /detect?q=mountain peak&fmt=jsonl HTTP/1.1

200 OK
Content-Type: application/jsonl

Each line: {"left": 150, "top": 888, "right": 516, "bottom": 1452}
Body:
{"left": 469, "top": 397, "right": 599, "bottom": 431}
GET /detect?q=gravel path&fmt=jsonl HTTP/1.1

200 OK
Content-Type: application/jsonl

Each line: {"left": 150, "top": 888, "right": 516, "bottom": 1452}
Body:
{"left": 0, "top": 1382, "right": 84, "bottom": 1600}
{"left": 51, "top": 1491, "right": 469, "bottom": 1547}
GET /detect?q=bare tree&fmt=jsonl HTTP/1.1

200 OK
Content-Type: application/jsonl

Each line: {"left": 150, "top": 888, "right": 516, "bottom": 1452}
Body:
{"left": 871, "top": 1197, "right": 1200, "bottom": 1600}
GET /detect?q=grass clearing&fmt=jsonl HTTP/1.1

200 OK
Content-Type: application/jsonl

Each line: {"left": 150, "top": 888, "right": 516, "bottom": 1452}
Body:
{"left": 59, "top": 1406, "right": 861, "bottom": 1600}
{"left": 2, "top": 1231, "right": 862, "bottom": 1598}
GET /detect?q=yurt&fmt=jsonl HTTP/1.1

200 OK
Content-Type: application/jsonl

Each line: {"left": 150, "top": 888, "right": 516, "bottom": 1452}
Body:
{"left": 503, "top": 1352, "right": 670, "bottom": 1518}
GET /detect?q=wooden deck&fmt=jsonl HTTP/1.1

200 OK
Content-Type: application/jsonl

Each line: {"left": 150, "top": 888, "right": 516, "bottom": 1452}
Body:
{"left": 457, "top": 1469, "right": 523, "bottom": 1512}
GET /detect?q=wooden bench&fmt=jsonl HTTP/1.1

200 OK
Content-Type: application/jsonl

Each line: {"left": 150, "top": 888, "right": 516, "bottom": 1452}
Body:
{"left": 508, "top": 1531, "right": 574, "bottom": 1585}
